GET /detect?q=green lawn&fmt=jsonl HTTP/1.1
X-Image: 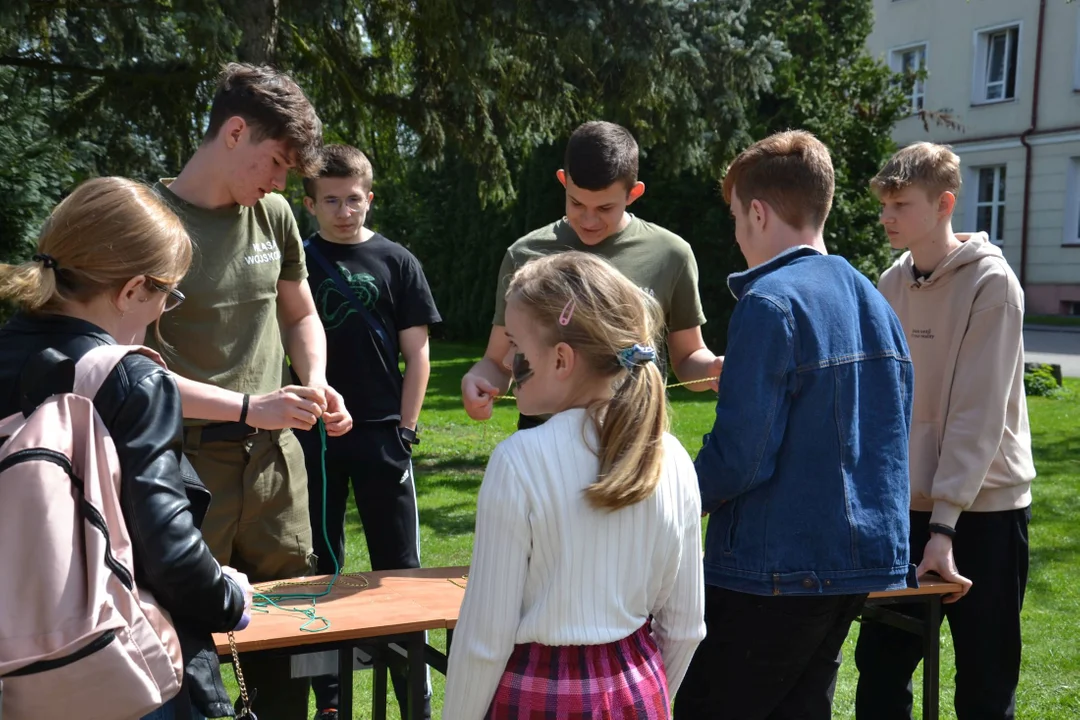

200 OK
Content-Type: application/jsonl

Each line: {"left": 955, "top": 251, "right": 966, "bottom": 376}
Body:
{"left": 1025, "top": 314, "right": 1080, "bottom": 329}
{"left": 231, "top": 341, "right": 1080, "bottom": 719}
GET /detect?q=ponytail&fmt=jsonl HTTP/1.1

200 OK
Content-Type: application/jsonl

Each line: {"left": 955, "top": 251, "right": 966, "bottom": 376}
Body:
{"left": 587, "top": 360, "right": 668, "bottom": 511}
{"left": 0, "top": 260, "right": 58, "bottom": 313}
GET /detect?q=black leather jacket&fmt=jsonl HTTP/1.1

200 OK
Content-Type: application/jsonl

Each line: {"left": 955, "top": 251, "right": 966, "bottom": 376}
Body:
{"left": 0, "top": 312, "right": 245, "bottom": 719}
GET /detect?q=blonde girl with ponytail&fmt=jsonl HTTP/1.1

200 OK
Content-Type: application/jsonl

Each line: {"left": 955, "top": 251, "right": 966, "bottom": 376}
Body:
{"left": 444, "top": 251, "right": 705, "bottom": 719}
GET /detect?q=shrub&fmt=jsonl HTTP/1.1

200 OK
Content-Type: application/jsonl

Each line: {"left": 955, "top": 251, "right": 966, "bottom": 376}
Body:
{"left": 1025, "top": 364, "right": 1062, "bottom": 398}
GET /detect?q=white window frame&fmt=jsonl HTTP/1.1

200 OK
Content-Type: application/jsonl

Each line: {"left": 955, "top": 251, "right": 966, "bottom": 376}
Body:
{"left": 889, "top": 43, "right": 928, "bottom": 114}
{"left": 967, "top": 165, "right": 1007, "bottom": 246}
{"left": 972, "top": 22, "right": 1021, "bottom": 105}
{"left": 1065, "top": 158, "right": 1080, "bottom": 246}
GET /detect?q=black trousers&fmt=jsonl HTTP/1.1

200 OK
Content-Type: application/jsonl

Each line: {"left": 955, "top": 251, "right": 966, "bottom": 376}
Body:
{"left": 855, "top": 507, "right": 1031, "bottom": 720}
{"left": 298, "top": 421, "right": 431, "bottom": 719}
{"left": 673, "top": 586, "right": 867, "bottom": 720}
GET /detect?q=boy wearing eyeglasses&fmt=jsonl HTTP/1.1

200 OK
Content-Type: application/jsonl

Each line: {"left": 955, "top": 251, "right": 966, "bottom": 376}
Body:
{"left": 298, "top": 144, "right": 440, "bottom": 720}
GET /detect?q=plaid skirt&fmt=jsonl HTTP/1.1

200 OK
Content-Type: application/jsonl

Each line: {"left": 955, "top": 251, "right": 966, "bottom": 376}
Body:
{"left": 485, "top": 623, "right": 670, "bottom": 719}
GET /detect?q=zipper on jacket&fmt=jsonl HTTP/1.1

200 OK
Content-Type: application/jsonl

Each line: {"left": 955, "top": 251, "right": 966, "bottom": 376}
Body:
{"left": 1, "top": 449, "right": 134, "bottom": 591}
{"left": 2, "top": 629, "right": 116, "bottom": 678}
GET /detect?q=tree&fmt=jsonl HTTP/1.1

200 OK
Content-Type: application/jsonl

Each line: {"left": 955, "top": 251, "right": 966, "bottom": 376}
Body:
{"left": 0, "top": 0, "right": 904, "bottom": 350}
{"left": 665, "top": 0, "right": 907, "bottom": 347}
{"left": 375, "top": 0, "right": 908, "bottom": 348}
{"left": 742, "top": 0, "right": 906, "bottom": 278}
{"left": 0, "top": 0, "right": 786, "bottom": 332}
{"left": 0, "top": 69, "right": 99, "bottom": 320}
{"left": 0, "top": 0, "right": 783, "bottom": 201}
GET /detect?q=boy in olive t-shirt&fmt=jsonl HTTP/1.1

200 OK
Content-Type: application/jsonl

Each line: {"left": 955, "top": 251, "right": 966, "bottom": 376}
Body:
{"left": 492, "top": 216, "right": 705, "bottom": 333}
{"left": 154, "top": 187, "right": 307, "bottom": 400}
{"left": 150, "top": 64, "right": 351, "bottom": 720}
{"left": 462, "top": 121, "right": 722, "bottom": 429}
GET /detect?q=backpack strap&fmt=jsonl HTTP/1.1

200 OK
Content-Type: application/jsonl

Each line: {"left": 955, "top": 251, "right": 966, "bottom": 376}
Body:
{"left": 0, "top": 345, "right": 164, "bottom": 442}
{"left": 73, "top": 345, "right": 167, "bottom": 400}
{"left": 18, "top": 348, "right": 76, "bottom": 418}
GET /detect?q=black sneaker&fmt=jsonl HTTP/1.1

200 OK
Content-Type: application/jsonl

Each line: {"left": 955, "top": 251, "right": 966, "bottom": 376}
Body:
{"left": 313, "top": 711, "right": 338, "bottom": 720}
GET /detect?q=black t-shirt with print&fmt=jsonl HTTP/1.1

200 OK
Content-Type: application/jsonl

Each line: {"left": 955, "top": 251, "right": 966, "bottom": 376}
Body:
{"left": 299, "top": 232, "right": 441, "bottom": 423}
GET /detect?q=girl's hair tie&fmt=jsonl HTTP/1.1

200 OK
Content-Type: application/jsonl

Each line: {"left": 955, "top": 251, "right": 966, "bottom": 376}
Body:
{"left": 617, "top": 343, "right": 656, "bottom": 371}
{"left": 32, "top": 253, "right": 58, "bottom": 270}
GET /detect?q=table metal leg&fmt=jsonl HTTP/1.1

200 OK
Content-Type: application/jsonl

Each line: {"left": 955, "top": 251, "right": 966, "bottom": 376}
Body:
{"left": 407, "top": 633, "right": 426, "bottom": 720}
{"left": 923, "top": 596, "right": 941, "bottom": 720}
{"left": 338, "top": 646, "right": 354, "bottom": 720}
{"left": 372, "top": 644, "right": 388, "bottom": 720}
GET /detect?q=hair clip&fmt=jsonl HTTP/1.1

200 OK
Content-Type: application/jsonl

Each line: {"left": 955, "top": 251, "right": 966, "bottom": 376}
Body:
{"left": 617, "top": 344, "right": 657, "bottom": 371}
{"left": 559, "top": 297, "right": 576, "bottom": 326}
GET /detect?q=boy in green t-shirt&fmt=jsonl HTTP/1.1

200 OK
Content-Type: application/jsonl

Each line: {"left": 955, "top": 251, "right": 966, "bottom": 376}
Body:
{"left": 461, "top": 121, "right": 722, "bottom": 428}
{"left": 150, "top": 63, "right": 352, "bottom": 720}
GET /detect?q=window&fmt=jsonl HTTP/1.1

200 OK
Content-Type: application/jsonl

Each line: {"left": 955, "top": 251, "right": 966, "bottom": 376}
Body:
{"left": 891, "top": 44, "right": 927, "bottom": 113}
{"left": 973, "top": 24, "right": 1019, "bottom": 104}
{"left": 974, "top": 166, "right": 1006, "bottom": 245}
{"left": 1065, "top": 158, "right": 1080, "bottom": 246}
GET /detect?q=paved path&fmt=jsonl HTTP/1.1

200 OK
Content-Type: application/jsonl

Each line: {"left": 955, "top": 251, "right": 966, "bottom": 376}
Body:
{"left": 1024, "top": 327, "right": 1080, "bottom": 378}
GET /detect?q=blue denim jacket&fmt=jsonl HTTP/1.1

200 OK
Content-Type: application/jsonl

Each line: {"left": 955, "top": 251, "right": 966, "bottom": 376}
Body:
{"left": 697, "top": 246, "right": 915, "bottom": 596}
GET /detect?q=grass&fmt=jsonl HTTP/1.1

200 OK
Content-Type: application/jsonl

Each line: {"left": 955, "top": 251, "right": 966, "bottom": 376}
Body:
{"left": 226, "top": 342, "right": 1080, "bottom": 719}
{"left": 1025, "top": 314, "right": 1080, "bottom": 329}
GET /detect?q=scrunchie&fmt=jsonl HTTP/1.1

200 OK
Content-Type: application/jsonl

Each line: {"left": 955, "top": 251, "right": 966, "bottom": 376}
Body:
{"left": 616, "top": 343, "right": 657, "bottom": 371}
{"left": 32, "top": 253, "right": 58, "bottom": 270}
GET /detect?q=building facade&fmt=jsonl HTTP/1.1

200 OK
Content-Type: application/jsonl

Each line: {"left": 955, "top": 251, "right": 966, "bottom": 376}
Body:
{"left": 867, "top": 0, "right": 1080, "bottom": 315}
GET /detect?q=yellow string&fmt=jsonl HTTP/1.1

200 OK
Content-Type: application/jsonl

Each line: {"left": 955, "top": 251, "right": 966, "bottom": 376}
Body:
{"left": 492, "top": 376, "right": 720, "bottom": 402}
{"left": 666, "top": 376, "right": 721, "bottom": 389}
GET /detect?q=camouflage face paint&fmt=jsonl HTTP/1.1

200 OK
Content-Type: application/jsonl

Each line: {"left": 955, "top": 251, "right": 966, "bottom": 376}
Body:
{"left": 512, "top": 352, "right": 535, "bottom": 387}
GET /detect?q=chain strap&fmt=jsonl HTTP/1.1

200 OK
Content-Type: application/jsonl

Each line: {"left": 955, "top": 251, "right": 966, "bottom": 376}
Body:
{"left": 227, "top": 631, "right": 251, "bottom": 716}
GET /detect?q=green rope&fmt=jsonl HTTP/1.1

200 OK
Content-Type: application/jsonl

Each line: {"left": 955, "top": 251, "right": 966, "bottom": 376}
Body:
{"left": 249, "top": 418, "right": 337, "bottom": 632}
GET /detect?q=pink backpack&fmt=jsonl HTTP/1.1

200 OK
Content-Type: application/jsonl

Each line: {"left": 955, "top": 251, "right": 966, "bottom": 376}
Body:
{"left": 0, "top": 344, "right": 183, "bottom": 720}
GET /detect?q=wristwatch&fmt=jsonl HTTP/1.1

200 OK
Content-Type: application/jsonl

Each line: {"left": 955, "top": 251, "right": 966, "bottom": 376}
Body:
{"left": 399, "top": 426, "right": 420, "bottom": 448}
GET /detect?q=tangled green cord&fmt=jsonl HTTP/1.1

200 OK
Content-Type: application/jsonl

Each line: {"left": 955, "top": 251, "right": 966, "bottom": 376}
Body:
{"left": 249, "top": 418, "right": 340, "bottom": 632}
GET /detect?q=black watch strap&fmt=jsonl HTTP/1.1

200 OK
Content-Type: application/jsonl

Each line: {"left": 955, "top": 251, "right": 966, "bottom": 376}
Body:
{"left": 399, "top": 426, "right": 420, "bottom": 446}
{"left": 928, "top": 523, "right": 956, "bottom": 538}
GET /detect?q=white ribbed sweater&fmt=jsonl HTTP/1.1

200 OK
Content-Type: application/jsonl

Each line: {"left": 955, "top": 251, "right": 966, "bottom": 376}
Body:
{"left": 442, "top": 408, "right": 706, "bottom": 719}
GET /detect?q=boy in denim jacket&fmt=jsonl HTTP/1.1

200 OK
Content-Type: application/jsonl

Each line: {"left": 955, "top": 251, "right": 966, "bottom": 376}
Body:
{"left": 674, "top": 131, "right": 914, "bottom": 720}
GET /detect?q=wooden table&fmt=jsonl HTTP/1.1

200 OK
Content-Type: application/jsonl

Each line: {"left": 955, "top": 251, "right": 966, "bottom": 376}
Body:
{"left": 213, "top": 567, "right": 468, "bottom": 720}
{"left": 215, "top": 568, "right": 957, "bottom": 720}
{"left": 863, "top": 577, "right": 962, "bottom": 720}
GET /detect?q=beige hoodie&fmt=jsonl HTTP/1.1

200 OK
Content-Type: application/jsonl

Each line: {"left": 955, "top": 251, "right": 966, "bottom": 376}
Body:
{"left": 878, "top": 232, "right": 1035, "bottom": 529}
